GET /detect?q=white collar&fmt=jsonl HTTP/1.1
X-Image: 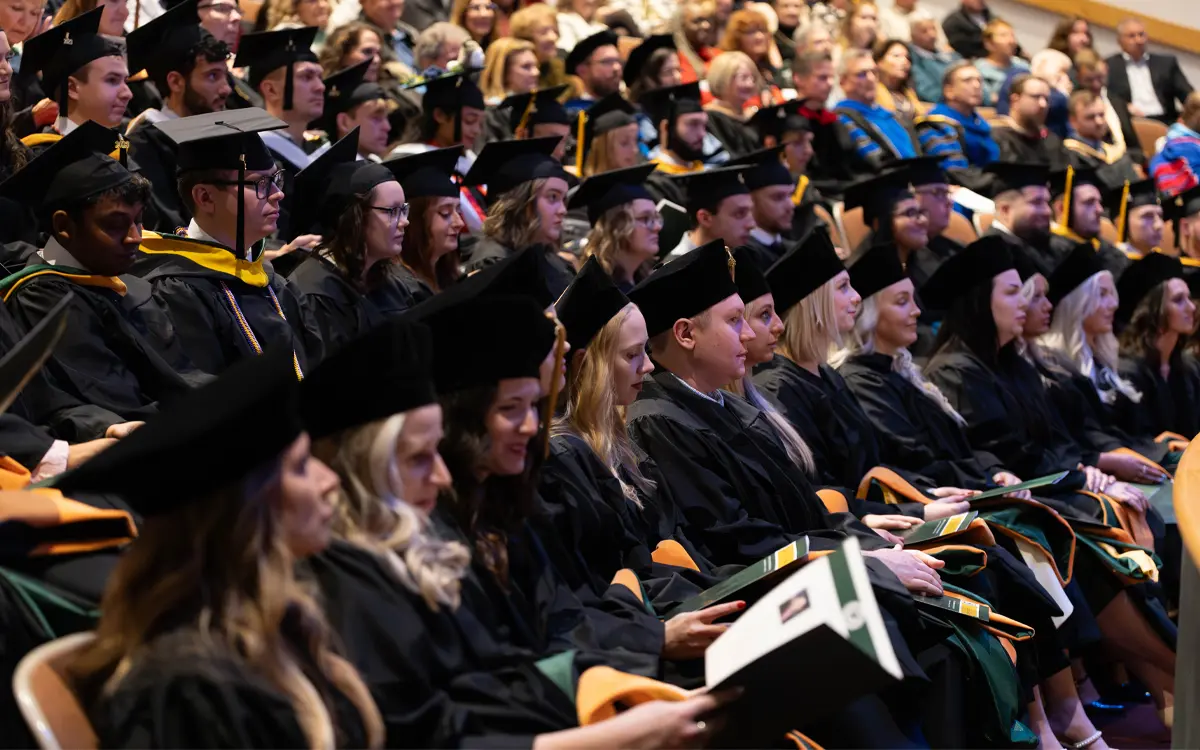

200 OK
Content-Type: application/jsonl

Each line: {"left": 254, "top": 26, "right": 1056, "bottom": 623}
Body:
{"left": 1122, "top": 51, "right": 1148, "bottom": 64}
{"left": 991, "top": 220, "right": 1014, "bottom": 236}
{"left": 751, "top": 227, "right": 783, "bottom": 246}
{"left": 186, "top": 218, "right": 252, "bottom": 260}
{"left": 54, "top": 116, "right": 81, "bottom": 136}
{"left": 672, "top": 373, "right": 725, "bottom": 405}
{"left": 37, "top": 236, "right": 86, "bottom": 270}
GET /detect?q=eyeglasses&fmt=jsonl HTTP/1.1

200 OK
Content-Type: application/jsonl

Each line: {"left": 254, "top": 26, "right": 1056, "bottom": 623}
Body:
{"left": 633, "top": 212, "right": 663, "bottom": 230}
{"left": 371, "top": 203, "right": 411, "bottom": 222}
{"left": 198, "top": 2, "right": 241, "bottom": 15}
{"left": 913, "top": 187, "right": 951, "bottom": 201}
{"left": 207, "top": 169, "right": 286, "bottom": 199}
{"left": 893, "top": 207, "right": 925, "bottom": 220}
{"left": 591, "top": 56, "right": 622, "bottom": 68}
{"left": 466, "top": 2, "right": 496, "bottom": 10}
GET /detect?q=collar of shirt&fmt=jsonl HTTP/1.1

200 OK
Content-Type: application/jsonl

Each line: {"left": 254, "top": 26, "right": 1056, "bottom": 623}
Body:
{"left": 751, "top": 227, "right": 782, "bottom": 246}
{"left": 991, "top": 220, "right": 1014, "bottom": 237}
{"left": 160, "top": 104, "right": 182, "bottom": 120}
{"left": 186, "top": 218, "right": 253, "bottom": 260}
{"left": 55, "top": 116, "right": 81, "bottom": 137}
{"left": 38, "top": 236, "right": 87, "bottom": 270}
{"left": 672, "top": 373, "right": 725, "bottom": 406}
{"left": 1122, "top": 51, "right": 1148, "bottom": 65}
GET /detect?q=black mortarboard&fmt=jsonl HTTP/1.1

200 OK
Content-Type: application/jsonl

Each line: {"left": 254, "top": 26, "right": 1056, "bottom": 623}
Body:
{"left": 628, "top": 239, "right": 737, "bottom": 337}
{"left": 411, "top": 246, "right": 554, "bottom": 318}
{"left": 847, "top": 242, "right": 906, "bottom": 301}
{"left": 1164, "top": 185, "right": 1200, "bottom": 223}
{"left": 55, "top": 347, "right": 302, "bottom": 517}
{"left": 575, "top": 93, "right": 638, "bottom": 172}
{"left": 565, "top": 29, "right": 619, "bottom": 74}
{"left": 981, "top": 161, "right": 1050, "bottom": 198}
{"left": 732, "top": 246, "right": 771, "bottom": 302}
{"left": 0, "top": 121, "right": 133, "bottom": 221}
{"left": 314, "top": 60, "right": 387, "bottom": 134}
{"left": 1050, "top": 165, "right": 1105, "bottom": 231}
{"left": 21, "top": 9, "right": 124, "bottom": 113}
{"left": 234, "top": 26, "right": 320, "bottom": 111}
{"left": 568, "top": 163, "right": 656, "bottom": 223}
{"left": 156, "top": 108, "right": 288, "bottom": 255}
{"left": 461, "top": 136, "right": 568, "bottom": 198}
{"left": 384, "top": 146, "right": 462, "bottom": 199}
{"left": 843, "top": 168, "right": 915, "bottom": 225}
{"left": 418, "top": 71, "right": 486, "bottom": 143}
{"left": 638, "top": 82, "right": 703, "bottom": 126}
{"left": 623, "top": 34, "right": 674, "bottom": 86}
{"left": 767, "top": 226, "right": 845, "bottom": 314}
{"left": 1104, "top": 178, "right": 1161, "bottom": 243}
{"left": 1047, "top": 242, "right": 1106, "bottom": 306}
{"left": 413, "top": 294, "right": 557, "bottom": 394}
{"left": 746, "top": 100, "right": 809, "bottom": 144}
{"left": 290, "top": 128, "right": 395, "bottom": 239}
{"left": 556, "top": 256, "right": 630, "bottom": 354}
{"left": 301, "top": 318, "right": 437, "bottom": 439}
{"left": 668, "top": 165, "right": 751, "bottom": 215}
{"left": 500, "top": 85, "right": 570, "bottom": 135}
{"left": 726, "top": 146, "right": 793, "bottom": 191}
{"left": 127, "top": 0, "right": 211, "bottom": 82}
{"left": 918, "top": 234, "right": 1015, "bottom": 311}
{"left": 1116, "top": 252, "right": 1184, "bottom": 325}
{"left": 900, "top": 156, "right": 951, "bottom": 188}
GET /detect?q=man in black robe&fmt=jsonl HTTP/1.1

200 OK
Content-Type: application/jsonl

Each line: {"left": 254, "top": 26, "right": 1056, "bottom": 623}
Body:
{"left": 980, "top": 161, "right": 1058, "bottom": 279}
{"left": 991, "top": 75, "right": 1067, "bottom": 170}
{"left": 1049, "top": 166, "right": 1132, "bottom": 276}
{"left": 0, "top": 122, "right": 203, "bottom": 442}
{"left": 125, "top": 0, "right": 233, "bottom": 235}
{"left": 792, "top": 50, "right": 864, "bottom": 198}
{"left": 725, "top": 146, "right": 796, "bottom": 271}
{"left": 746, "top": 101, "right": 830, "bottom": 243}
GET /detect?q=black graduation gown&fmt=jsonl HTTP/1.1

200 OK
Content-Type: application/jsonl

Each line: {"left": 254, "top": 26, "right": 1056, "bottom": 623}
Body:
{"left": 1048, "top": 232, "right": 1131, "bottom": 277}
{"left": 910, "top": 235, "right": 963, "bottom": 358}
{"left": 133, "top": 235, "right": 312, "bottom": 377}
{"left": 305, "top": 540, "right": 577, "bottom": 746}
{"left": 1, "top": 260, "right": 203, "bottom": 441}
{"left": 787, "top": 180, "right": 829, "bottom": 242}
{"left": 224, "top": 71, "right": 265, "bottom": 111}
{"left": 703, "top": 109, "right": 757, "bottom": 158}
{"left": 800, "top": 109, "right": 865, "bottom": 198}
{"left": 388, "top": 263, "right": 437, "bottom": 306}
{"left": 88, "top": 627, "right": 369, "bottom": 748}
{"left": 1111, "top": 350, "right": 1200, "bottom": 442}
{"left": 983, "top": 226, "right": 1058, "bottom": 280}
{"left": 461, "top": 239, "right": 577, "bottom": 299}
{"left": 285, "top": 253, "right": 387, "bottom": 366}
{"left": 740, "top": 234, "right": 793, "bottom": 272}
{"left": 127, "top": 115, "right": 189, "bottom": 234}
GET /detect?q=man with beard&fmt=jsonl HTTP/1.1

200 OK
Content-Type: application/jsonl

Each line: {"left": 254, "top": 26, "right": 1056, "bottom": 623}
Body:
{"left": 991, "top": 74, "right": 1066, "bottom": 169}
{"left": 640, "top": 82, "right": 716, "bottom": 178}
{"left": 980, "top": 161, "right": 1057, "bottom": 278}
{"left": 1048, "top": 165, "right": 1131, "bottom": 275}
{"left": 126, "top": 0, "right": 232, "bottom": 233}
{"left": 563, "top": 30, "right": 623, "bottom": 119}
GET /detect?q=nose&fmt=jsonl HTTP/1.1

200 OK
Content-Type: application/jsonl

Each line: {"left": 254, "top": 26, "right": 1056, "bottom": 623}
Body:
{"left": 518, "top": 407, "right": 539, "bottom": 436}
{"left": 126, "top": 223, "right": 143, "bottom": 245}
{"left": 119, "top": 82, "right": 132, "bottom": 102}
{"left": 313, "top": 456, "right": 341, "bottom": 495}
{"left": 430, "top": 453, "right": 452, "bottom": 489}
{"left": 741, "top": 322, "right": 757, "bottom": 342}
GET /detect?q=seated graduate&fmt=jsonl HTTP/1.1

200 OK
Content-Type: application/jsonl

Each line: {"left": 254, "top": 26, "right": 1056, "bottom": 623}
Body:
{"left": 284, "top": 129, "right": 408, "bottom": 362}
{"left": 136, "top": 108, "right": 313, "bottom": 377}
{"left": 460, "top": 137, "right": 577, "bottom": 298}
{"left": 18, "top": 9, "right": 131, "bottom": 154}
{"left": 571, "top": 164, "right": 661, "bottom": 293}
{"left": 488, "top": 85, "right": 573, "bottom": 164}
{"left": 387, "top": 146, "right": 468, "bottom": 305}
{"left": 1031, "top": 244, "right": 1177, "bottom": 477}
{"left": 1048, "top": 165, "right": 1131, "bottom": 276}
{"left": 389, "top": 71, "right": 487, "bottom": 235}
{"left": 724, "top": 146, "right": 798, "bottom": 271}
{"left": 0, "top": 122, "right": 202, "bottom": 442}
{"left": 313, "top": 60, "right": 394, "bottom": 163}
{"left": 979, "top": 161, "right": 1059, "bottom": 278}
{"left": 1112, "top": 252, "right": 1200, "bottom": 449}
{"left": 1104, "top": 179, "right": 1165, "bottom": 262}
{"left": 574, "top": 93, "right": 641, "bottom": 178}
{"left": 64, "top": 347, "right": 387, "bottom": 748}
{"left": 125, "top": 0, "right": 233, "bottom": 234}
{"left": 300, "top": 315, "right": 732, "bottom": 748}
{"left": 903, "top": 157, "right": 964, "bottom": 288}
{"left": 746, "top": 101, "right": 825, "bottom": 242}
{"left": 662, "top": 165, "right": 756, "bottom": 259}
{"left": 639, "top": 83, "right": 721, "bottom": 175}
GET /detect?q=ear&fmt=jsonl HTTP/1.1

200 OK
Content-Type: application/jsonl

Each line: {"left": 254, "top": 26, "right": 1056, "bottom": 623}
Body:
{"left": 166, "top": 70, "right": 187, "bottom": 97}
{"left": 657, "top": 118, "right": 668, "bottom": 146}
{"left": 432, "top": 108, "right": 449, "bottom": 127}
{"left": 763, "top": 134, "right": 778, "bottom": 147}
{"left": 673, "top": 317, "right": 698, "bottom": 351}
{"left": 259, "top": 77, "right": 279, "bottom": 105}
{"left": 335, "top": 110, "right": 354, "bottom": 138}
{"left": 50, "top": 210, "right": 72, "bottom": 243}
{"left": 66, "top": 75, "right": 81, "bottom": 105}
{"left": 696, "top": 208, "right": 714, "bottom": 229}
{"left": 191, "top": 183, "right": 217, "bottom": 215}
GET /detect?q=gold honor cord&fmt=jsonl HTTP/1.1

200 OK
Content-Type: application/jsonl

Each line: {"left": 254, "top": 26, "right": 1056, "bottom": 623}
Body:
{"left": 1059, "top": 165, "right": 1075, "bottom": 229}
{"left": 220, "top": 282, "right": 305, "bottom": 381}
{"left": 1116, "top": 180, "right": 1131, "bottom": 243}
{"left": 541, "top": 313, "right": 568, "bottom": 459}
{"left": 575, "top": 110, "right": 587, "bottom": 176}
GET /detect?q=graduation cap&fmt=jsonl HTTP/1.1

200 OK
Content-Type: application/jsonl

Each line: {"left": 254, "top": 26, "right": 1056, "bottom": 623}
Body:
{"left": 0, "top": 120, "right": 133, "bottom": 221}
{"left": 847, "top": 242, "right": 906, "bottom": 301}
{"left": 417, "top": 70, "right": 486, "bottom": 143}
{"left": 638, "top": 82, "right": 703, "bottom": 126}
{"left": 1165, "top": 185, "right": 1200, "bottom": 223}
{"left": 843, "top": 168, "right": 915, "bottom": 225}
{"left": 21, "top": 8, "right": 124, "bottom": 113}
{"left": 564, "top": 29, "right": 619, "bottom": 74}
{"left": 555, "top": 256, "right": 630, "bottom": 354}
{"left": 726, "top": 146, "right": 793, "bottom": 191}
{"left": 1050, "top": 165, "right": 1105, "bottom": 231}
{"left": 628, "top": 239, "right": 738, "bottom": 337}
{"left": 575, "top": 93, "right": 638, "bottom": 173}
{"left": 234, "top": 26, "right": 320, "bottom": 111}
{"left": 461, "top": 136, "right": 568, "bottom": 199}
{"left": 1046, "top": 242, "right": 1106, "bottom": 307}
{"left": 766, "top": 226, "right": 845, "bottom": 315}
{"left": 668, "top": 165, "right": 752, "bottom": 216}
{"left": 314, "top": 60, "right": 387, "bottom": 135}
{"left": 568, "top": 163, "right": 656, "bottom": 223}
{"left": 918, "top": 234, "right": 1015, "bottom": 312}
{"left": 981, "top": 161, "right": 1051, "bottom": 199}
{"left": 746, "top": 100, "right": 810, "bottom": 145}
{"left": 300, "top": 318, "right": 437, "bottom": 440}
{"left": 1105, "top": 179, "right": 1161, "bottom": 243}
{"left": 155, "top": 108, "right": 289, "bottom": 255}
{"left": 900, "top": 156, "right": 951, "bottom": 188}
{"left": 290, "top": 128, "right": 395, "bottom": 239}
{"left": 1116, "top": 252, "right": 1185, "bottom": 326}
{"left": 732, "top": 246, "right": 771, "bottom": 302}
{"left": 623, "top": 34, "right": 675, "bottom": 86}
{"left": 55, "top": 346, "right": 303, "bottom": 518}
{"left": 384, "top": 146, "right": 462, "bottom": 199}
{"left": 410, "top": 245, "right": 554, "bottom": 320}
{"left": 500, "top": 85, "right": 570, "bottom": 136}
{"left": 126, "top": 0, "right": 212, "bottom": 83}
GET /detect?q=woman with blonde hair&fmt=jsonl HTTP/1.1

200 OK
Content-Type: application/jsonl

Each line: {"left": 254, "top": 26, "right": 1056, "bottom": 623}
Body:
{"left": 69, "top": 349, "right": 386, "bottom": 749}
{"left": 480, "top": 37, "right": 541, "bottom": 103}
{"left": 260, "top": 0, "right": 331, "bottom": 40}
{"left": 52, "top": 0, "right": 126, "bottom": 37}
{"left": 703, "top": 51, "right": 762, "bottom": 156}
{"left": 837, "top": 1, "right": 878, "bottom": 55}
{"left": 510, "top": 4, "right": 573, "bottom": 90}
{"left": 574, "top": 165, "right": 660, "bottom": 291}
{"left": 576, "top": 97, "right": 642, "bottom": 178}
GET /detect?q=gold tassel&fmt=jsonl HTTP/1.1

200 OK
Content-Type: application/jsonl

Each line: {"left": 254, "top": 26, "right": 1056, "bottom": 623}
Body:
{"left": 1059, "top": 165, "right": 1075, "bottom": 229}
{"left": 791, "top": 175, "right": 809, "bottom": 206}
{"left": 575, "top": 110, "right": 587, "bottom": 176}
{"left": 1116, "top": 180, "right": 1131, "bottom": 242}
{"left": 516, "top": 97, "right": 536, "bottom": 139}
{"left": 726, "top": 248, "right": 736, "bottom": 280}
{"left": 541, "top": 313, "right": 568, "bottom": 459}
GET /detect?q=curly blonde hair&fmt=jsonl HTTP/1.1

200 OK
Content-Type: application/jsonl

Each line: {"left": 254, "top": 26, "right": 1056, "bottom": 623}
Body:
{"left": 583, "top": 204, "right": 651, "bottom": 287}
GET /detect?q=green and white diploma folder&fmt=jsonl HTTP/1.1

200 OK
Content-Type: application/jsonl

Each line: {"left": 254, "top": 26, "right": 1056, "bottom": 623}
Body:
{"left": 703, "top": 536, "right": 903, "bottom": 730}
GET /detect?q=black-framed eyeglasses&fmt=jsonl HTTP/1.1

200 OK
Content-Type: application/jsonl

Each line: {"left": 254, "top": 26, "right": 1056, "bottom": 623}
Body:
{"left": 893, "top": 207, "right": 925, "bottom": 220}
{"left": 371, "top": 203, "right": 410, "bottom": 222}
{"left": 207, "top": 169, "right": 286, "bottom": 199}
{"left": 197, "top": 1, "right": 241, "bottom": 15}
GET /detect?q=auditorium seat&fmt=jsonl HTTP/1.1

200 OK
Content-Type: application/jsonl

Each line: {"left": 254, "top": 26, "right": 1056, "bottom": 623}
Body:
{"left": 13, "top": 631, "right": 97, "bottom": 750}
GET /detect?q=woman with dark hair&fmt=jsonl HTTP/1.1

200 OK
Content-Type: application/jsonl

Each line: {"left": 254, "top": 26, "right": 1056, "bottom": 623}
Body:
{"left": 386, "top": 146, "right": 466, "bottom": 304}
{"left": 0, "top": 30, "right": 34, "bottom": 246}
{"left": 873, "top": 38, "right": 918, "bottom": 126}
{"left": 1047, "top": 16, "right": 1093, "bottom": 60}
{"left": 1113, "top": 252, "right": 1200, "bottom": 446}
{"left": 67, "top": 348, "right": 386, "bottom": 748}
{"left": 625, "top": 35, "right": 684, "bottom": 104}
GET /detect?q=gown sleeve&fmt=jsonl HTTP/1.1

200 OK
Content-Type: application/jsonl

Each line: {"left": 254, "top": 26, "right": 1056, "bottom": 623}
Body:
{"left": 143, "top": 276, "right": 237, "bottom": 376}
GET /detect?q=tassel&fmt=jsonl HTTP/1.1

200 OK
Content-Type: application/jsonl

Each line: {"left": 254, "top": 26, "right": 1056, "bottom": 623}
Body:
{"left": 116, "top": 134, "right": 130, "bottom": 168}
{"left": 791, "top": 175, "right": 809, "bottom": 206}
{"left": 575, "top": 110, "right": 587, "bottom": 176}
{"left": 726, "top": 248, "right": 736, "bottom": 280}
{"left": 541, "top": 314, "right": 568, "bottom": 459}
{"left": 236, "top": 152, "right": 246, "bottom": 257}
{"left": 1116, "top": 180, "right": 1131, "bottom": 243}
{"left": 516, "top": 96, "right": 535, "bottom": 138}
{"left": 1060, "top": 165, "right": 1075, "bottom": 230}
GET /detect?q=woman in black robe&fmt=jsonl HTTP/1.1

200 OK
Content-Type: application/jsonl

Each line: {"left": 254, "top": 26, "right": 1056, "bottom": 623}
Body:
{"left": 65, "top": 349, "right": 386, "bottom": 748}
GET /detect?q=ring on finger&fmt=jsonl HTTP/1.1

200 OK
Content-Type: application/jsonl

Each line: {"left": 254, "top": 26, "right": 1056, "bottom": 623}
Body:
{"left": 695, "top": 720, "right": 707, "bottom": 732}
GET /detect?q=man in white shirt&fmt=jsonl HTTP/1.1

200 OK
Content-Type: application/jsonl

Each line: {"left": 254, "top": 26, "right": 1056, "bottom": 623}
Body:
{"left": 1105, "top": 18, "right": 1194, "bottom": 125}
{"left": 664, "top": 165, "right": 757, "bottom": 259}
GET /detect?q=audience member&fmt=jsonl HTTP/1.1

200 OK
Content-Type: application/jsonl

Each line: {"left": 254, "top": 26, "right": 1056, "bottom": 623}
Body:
{"left": 510, "top": 4, "right": 569, "bottom": 90}
{"left": 704, "top": 51, "right": 762, "bottom": 155}
{"left": 1150, "top": 92, "right": 1200, "bottom": 197}
{"left": 451, "top": 0, "right": 497, "bottom": 50}
{"left": 836, "top": 1, "right": 878, "bottom": 58}
{"left": 480, "top": 37, "right": 539, "bottom": 103}
{"left": 772, "top": 0, "right": 805, "bottom": 75}
{"left": 359, "top": 0, "right": 419, "bottom": 74}
{"left": 834, "top": 49, "right": 919, "bottom": 171}
{"left": 1064, "top": 89, "right": 1138, "bottom": 182}
{"left": 873, "top": 38, "right": 918, "bottom": 125}
{"left": 941, "top": 0, "right": 999, "bottom": 59}
{"left": 908, "top": 9, "right": 960, "bottom": 103}
{"left": 975, "top": 19, "right": 1028, "bottom": 107}
{"left": 674, "top": 0, "right": 720, "bottom": 84}
{"left": 414, "top": 23, "right": 468, "bottom": 77}
{"left": 1074, "top": 48, "right": 1138, "bottom": 164}
{"left": 915, "top": 60, "right": 996, "bottom": 190}
{"left": 793, "top": 49, "right": 862, "bottom": 192}
{"left": 53, "top": 0, "right": 127, "bottom": 35}
{"left": 720, "top": 7, "right": 782, "bottom": 92}
{"left": 992, "top": 74, "right": 1064, "bottom": 168}
{"left": 1106, "top": 18, "right": 1194, "bottom": 124}
{"left": 556, "top": 0, "right": 609, "bottom": 53}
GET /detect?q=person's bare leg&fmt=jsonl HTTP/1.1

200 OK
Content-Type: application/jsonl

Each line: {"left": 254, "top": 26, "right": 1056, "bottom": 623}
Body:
{"left": 1072, "top": 659, "right": 1103, "bottom": 704}
{"left": 1042, "top": 667, "right": 1109, "bottom": 749}
{"left": 1027, "top": 686, "right": 1062, "bottom": 750}
{"left": 1096, "top": 592, "right": 1175, "bottom": 676}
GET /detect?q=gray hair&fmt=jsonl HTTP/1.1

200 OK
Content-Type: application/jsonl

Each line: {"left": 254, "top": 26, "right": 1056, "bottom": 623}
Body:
{"left": 839, "top": 47, "right": 873, "bottom": 78}
{"left": 907, "top": 8, "right": 935, "bottom": 27}
{"left": 415, "top": 22, "right": 469, "bottom": 70}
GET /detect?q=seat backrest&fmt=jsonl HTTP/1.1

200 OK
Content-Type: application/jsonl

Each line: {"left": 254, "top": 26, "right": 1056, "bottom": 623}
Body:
{"left": 974, "top": 212, "right": 996, "bottom": 236}
{"left": 840, "top": 205, "right": 869, "bottom": 251}
{"left": 1133, "top": 117, "right": 1169, "bottom": 159}
{"left": 944, "top": 211, "right": 978, "bottom": 246}
{"left": 811, "top": 204, "right": 845, "bottom": 253}
{"left": 14, "top": 631, "right": 99, "bottom": 750}
{"left": 1100, "top": 216, "right": 1119, "bottom": 245}
{"left": 975, "top": 106, "right": 997, "bottom": 122}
